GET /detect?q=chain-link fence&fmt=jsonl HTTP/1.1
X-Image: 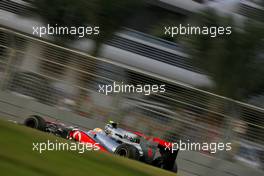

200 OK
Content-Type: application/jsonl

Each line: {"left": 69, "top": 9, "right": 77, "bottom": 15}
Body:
{"left": 0, "top": 27, "right": 264, "bottom": 171}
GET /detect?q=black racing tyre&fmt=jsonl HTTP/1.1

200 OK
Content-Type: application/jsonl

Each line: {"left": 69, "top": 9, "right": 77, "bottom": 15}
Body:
{"left": 152, "top": 154, "right": 178, "bottom": 173}
{"left": 172, "top": 162, "right": 178, "bottom": 173}
{"left": 114, "top": 144, "right": 140, "bottom": 160}
{"left": 24, "top": 115, "right": 46, "bottom": 131}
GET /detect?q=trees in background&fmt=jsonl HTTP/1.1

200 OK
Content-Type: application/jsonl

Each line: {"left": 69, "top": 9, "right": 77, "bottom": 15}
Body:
{"left": 32, "top": 0, "right": 143, "bottom": 56}
{"left": 187, "top": 9, "right": 264, "bottom": 101}
{"left": 89, "top": 0, "right": 143, "bottom": 56}
{"left": 186, "top": 10, "right": 264, "bottom": 150}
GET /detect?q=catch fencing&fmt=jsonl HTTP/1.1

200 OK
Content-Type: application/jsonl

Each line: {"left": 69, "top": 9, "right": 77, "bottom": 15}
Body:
{"left": 0, "top": 27, "right": 263, "bottom": 175}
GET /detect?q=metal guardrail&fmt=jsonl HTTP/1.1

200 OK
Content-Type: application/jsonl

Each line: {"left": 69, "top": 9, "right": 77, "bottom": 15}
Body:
{"left": 122, "top": 27, "right": 181, "bottom": 51}
{"left": 238, "top": 0, "right": 264, "bottom": 20}
{"left": 106, "top": 34, "right": 203, "bottom": 74}
{"left": 0, "top": 0, "right": 33, "bottom": 15}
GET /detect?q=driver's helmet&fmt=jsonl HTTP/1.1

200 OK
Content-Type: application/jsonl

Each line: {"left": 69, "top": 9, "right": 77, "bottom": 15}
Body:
{"left": 93, "top": 128, "right": 103, "bottom": 133}
{"left": 109, "top": 120, "right": 118, "bottom": 128}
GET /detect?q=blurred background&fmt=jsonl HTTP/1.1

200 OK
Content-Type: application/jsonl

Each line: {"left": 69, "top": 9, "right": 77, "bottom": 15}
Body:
{"left": 0, "top": 0, "right": 263, "bottom": 176}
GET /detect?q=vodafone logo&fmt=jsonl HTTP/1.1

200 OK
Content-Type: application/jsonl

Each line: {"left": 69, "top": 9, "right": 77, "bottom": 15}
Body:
{"left": 72, "top": 131, "right": 82, "bottom": 142}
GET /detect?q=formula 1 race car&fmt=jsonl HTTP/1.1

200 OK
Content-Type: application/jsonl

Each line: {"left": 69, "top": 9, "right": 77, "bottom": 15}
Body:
{"left": 24, "top": 115, "right": 178, "bottom": 173}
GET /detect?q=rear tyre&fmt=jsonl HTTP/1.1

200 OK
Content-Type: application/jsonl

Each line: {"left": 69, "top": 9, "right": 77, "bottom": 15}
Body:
{"left": 114, "top": 144, "right": 140, "bottom": 160}
{"left": 172, "top": 163, "right": 178, "bottom": 173}
{"left": 24, "top": 115, "right": 46, "bottom": 131}
{"left": 152, "top": 147, "right": 178, "bottom": 173}
{"left": 152, "top": 156, "right": 178, "bottom": 173}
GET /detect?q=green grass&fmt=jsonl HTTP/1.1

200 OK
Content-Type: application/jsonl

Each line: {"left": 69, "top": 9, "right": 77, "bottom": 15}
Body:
{"left": 0, "top": 119, "right": 177, "bottom": 176}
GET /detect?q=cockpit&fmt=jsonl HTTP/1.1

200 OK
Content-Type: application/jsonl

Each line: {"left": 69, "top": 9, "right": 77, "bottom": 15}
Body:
{"left": 104, "top": 121, "right": 141, "bottom": 144}
{"left": 123, "top": 133, "right": 140, "bottom": 144}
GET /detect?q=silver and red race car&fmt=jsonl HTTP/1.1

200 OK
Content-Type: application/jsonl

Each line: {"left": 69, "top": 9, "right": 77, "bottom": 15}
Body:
{"left": 24, "top": 115, "right": 178, "bottom": 173}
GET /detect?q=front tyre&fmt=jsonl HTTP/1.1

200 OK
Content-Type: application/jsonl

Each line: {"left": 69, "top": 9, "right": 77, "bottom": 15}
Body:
{"left": 114, "top": 144, "right": 140, "bottom": 160}
{"left": 24, "top": 115, "right": 46, "bottom": 131}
